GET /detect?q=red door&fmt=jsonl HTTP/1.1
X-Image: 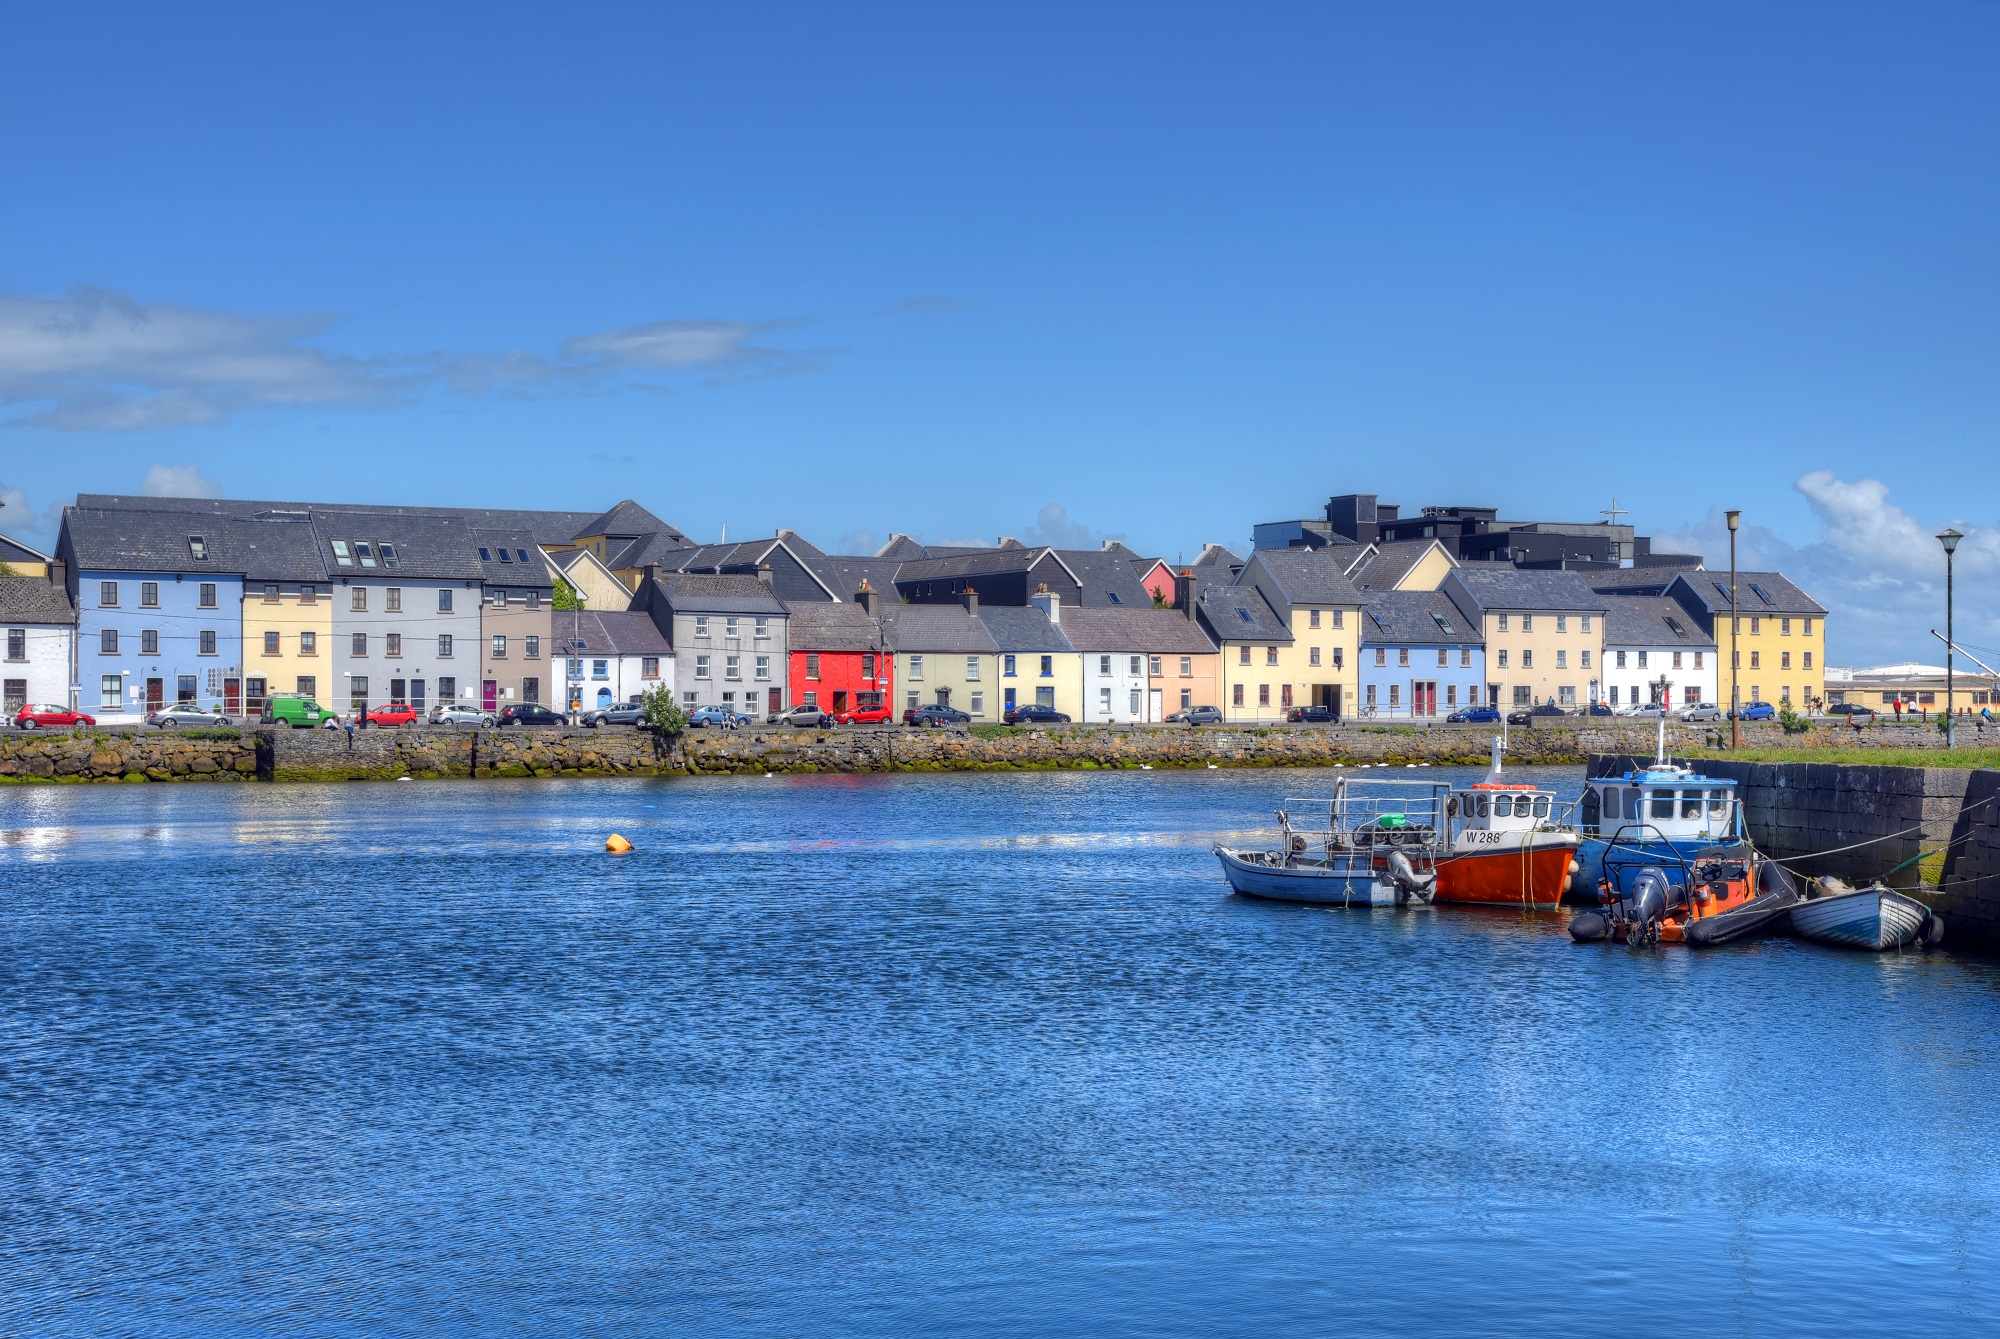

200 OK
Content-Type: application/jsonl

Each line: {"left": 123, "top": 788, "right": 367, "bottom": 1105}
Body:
{"left": 224, "top": 678, "right": 240, "bottom": 715}
{"left": 482, "top": 679, "right": 498, "bottom": 711}
{"left": 145, "top": 677, "right": 164, "bottom": 711}
{"left": 1414, "top": 681, "right": 1437, "bottom": 717}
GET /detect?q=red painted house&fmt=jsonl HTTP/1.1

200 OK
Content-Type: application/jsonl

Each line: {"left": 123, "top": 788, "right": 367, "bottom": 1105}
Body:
{"left": 1134, "top": 557, "right": 1176, "bottom": 607}
{"left": 784, "top": 593, "right": 893, "bottom": 719}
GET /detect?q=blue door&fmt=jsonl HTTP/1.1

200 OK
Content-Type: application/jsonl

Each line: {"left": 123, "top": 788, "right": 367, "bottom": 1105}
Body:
{"left": 596, "top": 687, "right": 612, "bottom": 707}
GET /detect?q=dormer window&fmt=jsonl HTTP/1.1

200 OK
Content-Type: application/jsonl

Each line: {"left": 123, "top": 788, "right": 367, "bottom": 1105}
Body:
{"left": 378, "top": 543, "right": 398, "bottom": 569}
{"left": 356, "top": 543, "right": 377, "bottom": 569}
{"left": 478, "top": 548, "right": 492, "bottom": 561}
{"left": 188, "top": 535, "right": 208, "bottom": 560}
{"left": 332, "top": 540, "right": 355, "bottom": 567}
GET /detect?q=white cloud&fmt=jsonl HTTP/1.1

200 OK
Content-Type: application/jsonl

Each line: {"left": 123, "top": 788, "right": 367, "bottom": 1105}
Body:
{"left": 1654, "top": 472, "right": 1999, "bottom": 669}
{"left": 0, "top": 479, "right": 70, "bottom": 550}
{"left": 0, "top": 285, "right": 830, "bottom": 430}
{"left": 141, "top": 464, "right": 223, "bottom": 498}
{"left": 1023, "top": 503, "right": 1122, "bottom": 550}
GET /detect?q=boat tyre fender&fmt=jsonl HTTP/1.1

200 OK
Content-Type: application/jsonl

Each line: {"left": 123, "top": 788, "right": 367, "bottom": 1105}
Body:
{"left": 1922, "top": 913, "right": 1946, "bottom": 949}
{"left": 1568, "top": 911, "right": 1609, "bottom": 942}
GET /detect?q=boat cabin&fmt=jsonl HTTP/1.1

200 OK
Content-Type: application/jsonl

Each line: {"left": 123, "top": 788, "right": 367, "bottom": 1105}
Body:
{"left": 1581, "top": 767, "right": 1737, "bottom": 842}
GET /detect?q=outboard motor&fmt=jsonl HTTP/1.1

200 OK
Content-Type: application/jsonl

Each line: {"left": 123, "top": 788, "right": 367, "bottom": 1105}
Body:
{"left": 1624, "top": 866, "right": 1674, "bottom": 947}
{"left": 1385, "top": 849, "right": 1436, "bottom": 903}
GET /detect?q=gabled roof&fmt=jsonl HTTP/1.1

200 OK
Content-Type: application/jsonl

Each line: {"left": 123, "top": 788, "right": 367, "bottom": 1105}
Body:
{"left": 772, "top": 529, "right": 825, "bottom": 560}
{"left": 63, "top": 505, "right": 332, "bottom": 580}
{"left": 1358, "top": 590, "right": 1481, "bottom": 645}
{"left": 1247, "top": 546, "right": 1366, "bottom": 607}
{"left": 1192, "top": 543, "right": 1243, "bottom": 571}
{"left": 878, "top": 604, "right": 1001, "bottom": 654}
{"left": 1445, "top": 567, "right": 1609, "bottom": 614}
{"left": 608, "top": 532, "right": 700, "bottom": 572}
{"left": 1351, "top": 539, "right": 1452, "bottom": 590}
{"left": 649, "top": 536, "right": 838, "bottom": 598}
{"left": 565, "top": 610, "right": 673, "bottom": 658}
{"left": 652, "top": 573, "right": 789, "bottom": 615}
{"left": 576, "top": 499, "right": 680, "bottom": 543}
{"left": 0, "top": 532, "right": 52, "bottom": 565}
{"left": 976, "top": 605, "right": 1076, "bottom": 653}
{"left": 1600, "top": 593, "right": 1717, "bottom": 648}
{"left": 1196, "top": 584, "right": 1292, "bottom": 643}
{"left": 0, "top": 575, "right": 76, "bottom": 624}
{"left": 1056, "top": 606, "right": 1218, "bottom": 654}
{"left": 311, "top": 508, "right": 489, "bottom": 581}
{"left": 893, "top": 546, "right": 1077, "bottom": 584}
{"left": 783, "top": 599, "right": 885, "bottom": 653}
{"left": 804, "top": 554, "right": 905, "bottom": 601}
{"left": 876, "top": 534, "right": 930, "bottom": 561}
{"left": 1050, "top": 548, "right": 1155, "bottom": 607}
{"left": 1668, "top": 570, "right": 1826, "bottom": 618}
{"left": 1586, "top": 565, "right": 1703, "bottom": 594}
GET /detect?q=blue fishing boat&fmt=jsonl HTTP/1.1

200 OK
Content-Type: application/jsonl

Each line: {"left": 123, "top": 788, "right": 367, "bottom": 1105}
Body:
{"left": 1573, "top": 718, "right": 1746, "bottom": 901}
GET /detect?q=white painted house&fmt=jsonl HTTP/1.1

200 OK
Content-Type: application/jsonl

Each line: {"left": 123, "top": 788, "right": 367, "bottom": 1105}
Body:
{"left": 1, "top": 572, "right": 78, "bottom": 714}
{"left": 560, "top": 609, "right": 674, "bottom": 712}
{"left": 1599, "top": 593, "right": 1718, "bottom": 711}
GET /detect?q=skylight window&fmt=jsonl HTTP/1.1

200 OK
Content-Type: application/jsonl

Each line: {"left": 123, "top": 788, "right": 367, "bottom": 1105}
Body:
{"left": 1431, "top": 613, "right": 1456, "bottom": 635}
{"left": 356, "top": 543, "right": 377, "bottom": 569}
{"left": 1106, "top": 591, "right": 1121, "bottom": 603}
{"left": 1713, "top": 582, "right": 1731, "bottom": 604}
{"left": 188, "top": 535, "right": 208, "bottom": 560}
{"left": 478, "top": 547, "right": 493, "bottom": 561}
{"left": 1237, "top": 608, "right": 1254, "bottom": 623}
{"left": 1750, "top": 583, "right": 1776, "bottom": 606}
{"left": 379, "top": 543, "right": 398, "bottom": 569}
{"left": 515, "top": 549, "right": 530, "bottom": 563}
{"left": 332, "top": 540, "right": 355, "bottom": 567}
{"left": 498, "top": 548, "right": 514, "bottom": 562}
{"left": 1665, "top": 616, "right": 1685, "bottom": 636}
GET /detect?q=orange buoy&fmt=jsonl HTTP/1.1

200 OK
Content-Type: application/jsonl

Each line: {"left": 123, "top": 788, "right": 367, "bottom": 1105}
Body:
{"left": 605, "top": 833, "right": 633, "bottom": 853}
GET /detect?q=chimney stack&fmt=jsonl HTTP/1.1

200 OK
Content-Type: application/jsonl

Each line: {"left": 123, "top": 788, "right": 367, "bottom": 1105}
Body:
{"left": 961, "top": 585, "right": 980, "bottom": 614}
{"left": 855, "top": 579, "right": 879, "bottom": 618}
{"left": 1175, "top": 567, "right": 1197, "bottom": 622}
{"left": 757, "top": 562, "right": 774, "bottom": 589}
{"left": 1030, "top": 582, "right": 1061, "bottom": 624}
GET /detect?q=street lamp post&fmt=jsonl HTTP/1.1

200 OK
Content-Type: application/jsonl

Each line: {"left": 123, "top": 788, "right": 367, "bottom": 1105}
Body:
{"left": 1726, "top": 509, "right": 1741, "bottom": 749}
{"left": 1941, "top": 528, "right": 1963, "bottom": 749}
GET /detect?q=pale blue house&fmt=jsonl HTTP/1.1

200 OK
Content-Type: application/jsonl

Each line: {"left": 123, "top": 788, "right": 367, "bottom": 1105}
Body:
{"left": 1357, "top": 589, "right": 1487, "bottom": 718}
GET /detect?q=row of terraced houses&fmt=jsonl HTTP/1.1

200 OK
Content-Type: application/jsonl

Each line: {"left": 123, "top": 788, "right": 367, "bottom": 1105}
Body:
{"left": 1, "top": 490, "right": 1835, "bottom": 724}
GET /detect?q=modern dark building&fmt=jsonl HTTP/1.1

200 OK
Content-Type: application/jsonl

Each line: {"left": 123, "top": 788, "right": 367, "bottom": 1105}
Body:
{"left": 1255, "top": 493, "right": 1701, "bottom": 572}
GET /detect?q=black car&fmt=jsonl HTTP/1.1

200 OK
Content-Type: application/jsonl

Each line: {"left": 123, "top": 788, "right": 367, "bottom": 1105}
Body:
{"left": 497, "top": 702, "right": 568, "bottom": 728}
{"left": 903, "top": 705, "right": 972, "bottom": 728}
{"left": 1003, "top": 703, "right": 1071, "bottom": 725}
{"left": 1583, "top": 702, "right": 1615, "bottom": 717}
{"left": 1285, "top": 704, "right": 1339, "bottom": 724}
{"left": 1505, "top": 703, "right": 1569, "bottom": 725}
{"left": 582, "top": 701, "right": 648, "bottom": 728}
{"left": 1826, "top": 703, "right": 1877, "bottom": 720}
{"left": 1168, "top": 704, "right": 1225, "bottom": 725}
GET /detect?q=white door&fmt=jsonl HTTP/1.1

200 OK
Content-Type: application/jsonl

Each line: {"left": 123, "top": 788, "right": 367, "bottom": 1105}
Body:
{"left": 1148, "top": 688, "right": 1162, "bottom": 721}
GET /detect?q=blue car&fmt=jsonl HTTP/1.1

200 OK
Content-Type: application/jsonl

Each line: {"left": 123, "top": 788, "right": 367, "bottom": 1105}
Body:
{"left": 688, "top": 705, "right": 752, "bottom": 728}
{"left": 1447, "top": 706, "right": 1502, "bottom": 724}
{"left": 1731, "top": 701, "right": 1776, "bottom": 721}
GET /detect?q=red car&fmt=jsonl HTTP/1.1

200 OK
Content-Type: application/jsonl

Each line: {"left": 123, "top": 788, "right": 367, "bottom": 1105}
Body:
{"left": 14, "top": 704, "right": 95, "bottom": 729}
{"left": 833, "top": 704, "right": 897, "bottom": 725}
{"left": 364, "top": 702, "right": 422, "bottom": 727}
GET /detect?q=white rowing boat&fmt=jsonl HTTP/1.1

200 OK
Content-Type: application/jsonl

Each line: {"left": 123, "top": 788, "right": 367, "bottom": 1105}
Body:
{"left": 1789, "top": 879, "right": 1938, "bottom": 951}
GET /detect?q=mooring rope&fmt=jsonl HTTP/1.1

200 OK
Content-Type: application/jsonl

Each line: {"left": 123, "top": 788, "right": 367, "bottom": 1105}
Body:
{"left": 1762, "top": 791, "right": 1995, "bottom": 868}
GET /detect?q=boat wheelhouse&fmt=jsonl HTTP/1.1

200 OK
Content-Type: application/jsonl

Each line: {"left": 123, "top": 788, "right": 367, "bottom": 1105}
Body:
{"left": 1575, "top": 719, "right": 1743, "bottom": 899}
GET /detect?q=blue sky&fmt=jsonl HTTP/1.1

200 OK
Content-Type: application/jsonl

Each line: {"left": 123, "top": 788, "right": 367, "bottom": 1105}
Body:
{"left": 1, "top": 5, "right": 1995, "bottom": 664}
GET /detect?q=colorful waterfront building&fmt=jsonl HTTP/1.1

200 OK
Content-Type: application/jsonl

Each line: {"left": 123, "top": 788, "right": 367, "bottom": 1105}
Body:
{"left": 785, "top": 591, "right": 892, "bottom": 717}
{"left": 1356, "top": 588, "right": 1487, "bottom": 717}
{"left": 1, "top": 568, "right": 76, "bottom": 715}
{"left": 1059, "top": 602, "right": 1220, "bottom": 722}
{"left": 1206, "top": 547, "right": 1365, "bottom": 721}
{"left": 1440, "top": 568, "right": 1608, "bottom": 711}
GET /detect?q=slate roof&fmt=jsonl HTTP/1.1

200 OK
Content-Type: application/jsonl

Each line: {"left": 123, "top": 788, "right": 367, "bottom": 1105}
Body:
{"left": 471, "top": 528, "right": 556, "bottom": 587}
{"left": 1196, "top": 584, "right": 1292, "bottom": 643}
{"left": 977, "top": 605, "right": 1075, "bottom": 652}
{"left": 311, "top": 508, "right": 490, "bottom": 581}
{"left": 577, "top": 499, "right": 680, "bottom": 542}
{"left": 0, "top": 533, "right": 52, "bottom": 565}
{"left": 1050, "top": 548, "right": 1156, "bottom": 607}
{"left": 1359, "top": 590, "right": 1482, "bottom": 645}
{"left": 1600, "top": 593, "right": 1716, "bottom": 648}
{"left": 894, "top": 547, "right": 1069, "bottom": 582}
{"left": 1586, "top": 565, "right": 1703, "bottom": 594}
{"left": 1446, "top": 568, "right": 1610, "bottom": 614}
{"left": 784, "top": 599, "right": 885, "bottom": 653}
{"left": 652, "top": 573, "right": 789, "bottom": 615}
{"left": 804, "top": 555, "right": 905, "bottom": 601}
{"left": 876, "top": 534, "right": 930, "bottom": 561}
{"left": 63, "top": 505, "right": 332, "bottom": 580}
{"left": 1192, "top": 543, "right": 1243, "bottom": 571}
{"left": 0, "top": 575, "right": 76, "bottom": 624}
{"left": 1056, "top": 606, "right": 1218, "bottom": 654}
{"left": 73, "top": 493, "right": 606, "bottom": 547}
{"left": 1249, "top": 546, "right": 1366, "bottom": 606}
{"left": 565, "top": 610, "right": 673, "bottom": 657}
{"left": 1351, "top": 540, "right": 1450, "bottom": 590}
{"left": 608, "top": 532, "right": 701, "bottom": 571}
{"left": 1668, "top": 570, "right": 1826, "bottom": 618}
{"left": 879, "top": 604, "right": 1000, "bottom": 654}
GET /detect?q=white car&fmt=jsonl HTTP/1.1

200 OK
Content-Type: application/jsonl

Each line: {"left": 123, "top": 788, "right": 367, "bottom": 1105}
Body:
{"left": 431, "top": 702, "right": 496, "bottom": 727}
{"left": 1679, "top": 703, "right": 1725, "bottom": 722}
{"left": 1617, "top": 703, "right": 1669, "bottom": 718}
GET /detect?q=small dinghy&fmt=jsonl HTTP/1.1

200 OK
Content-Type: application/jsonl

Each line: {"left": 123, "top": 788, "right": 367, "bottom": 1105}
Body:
{"left": 1790, "top": 877, "right": 1943, "bottom": 952}
{"left": 1682, "top": 859, "right": 1801, "bottom": 947}
{"left": 1569, "top": 845, "right": 1788, "bottom": 947}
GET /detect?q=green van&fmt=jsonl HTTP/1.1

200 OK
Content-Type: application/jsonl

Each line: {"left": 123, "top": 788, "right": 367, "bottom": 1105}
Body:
{"left": 262, "top": 693, "right": 340, "bottom": 728}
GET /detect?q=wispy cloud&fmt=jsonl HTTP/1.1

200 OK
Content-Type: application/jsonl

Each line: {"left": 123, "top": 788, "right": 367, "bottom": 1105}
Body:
{"left": 0, "top": 479, "right": 70, "bottom": 549}
{"left": 141, "top": 464, "right": 223, "bottom": 498}
{"left": 1022, "top": 503, "right": 1122, "bottom": 550}
{"left": 876, "top": 296, "right": 978, "bottom": 318}
{"left": 0, "top": 285, "right": 834, "bottom": 431}
{"left": 1653, "top": 471, "right": 2000, "bottom": 668}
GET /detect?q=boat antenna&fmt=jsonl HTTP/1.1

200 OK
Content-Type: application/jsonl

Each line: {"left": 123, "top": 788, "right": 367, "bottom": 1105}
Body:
{"left": 1487, "top": 734, "right": 1505, "bottom": 783}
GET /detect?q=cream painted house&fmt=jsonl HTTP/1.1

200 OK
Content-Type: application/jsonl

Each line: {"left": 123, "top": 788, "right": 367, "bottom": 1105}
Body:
{"left": 547, "top": 546, "right": 632, "bottom": 612}
{"left": 1348, "top": 538, "right": 1457, "bottom": 593}
{"left": 1442, "top": 568, "right": 1608, "bottom": 710}
{"left": 880, "top": 594, "right": 1079, "bottom": 722}
{"left": 1203, "top": 548, "right": 1365, "bottom": 720}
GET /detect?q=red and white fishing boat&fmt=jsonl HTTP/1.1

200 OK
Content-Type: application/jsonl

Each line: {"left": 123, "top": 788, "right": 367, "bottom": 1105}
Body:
{"left": 1431, "top": 739, "right": 1579, "bottom": 909}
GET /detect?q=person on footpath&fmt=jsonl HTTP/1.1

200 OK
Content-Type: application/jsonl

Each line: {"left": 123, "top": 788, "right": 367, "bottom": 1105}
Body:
{"left": 343, "top": 714, "right": 355, "bottom": 751}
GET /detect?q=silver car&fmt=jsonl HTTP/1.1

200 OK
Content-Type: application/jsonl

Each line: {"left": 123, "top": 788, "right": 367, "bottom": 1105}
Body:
{"left": 430, "top": 702, "right": 496, "bottom": 728}
{"left": 145, "top": 704, "right": 230, "bottom": 729}
{"left": 582, "top": 701, "right": 648, "bottom": 728}
{"left": 1679, "top": 703, "right": 1724, "bottom": 722}
{"left": 767, "top": 703, "right": 832, "bottom": 728}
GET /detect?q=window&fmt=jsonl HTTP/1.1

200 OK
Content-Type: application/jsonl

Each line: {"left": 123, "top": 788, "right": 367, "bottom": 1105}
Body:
{"left": 1233, "top": 683, "right": 1244, "bottom": 706}
{"left": 755, "top": 656, "right": 771, "bottom": 681}
{"left": 1557, "top": 616, "right": 1568, "bottom": 632}
{"left": 386, "top": 633, "right": 402, "bottom": 658}
{"left": 1497, "top": 614, "right": 1508, "bottom": 631}
{"left": 349, "top": 675, "right": 369, "bottom": 709}
{"left": 524, "top": 636, "right": 540, "bottom": 659}
{"left": 1522, "top": 650, "right": 1533, "bottom": 668}
{"left": 352, "top": 633, "right": 368, "bottom": 657}
{"left": 1521, "top": 615, "right": 1533, "bottom": 632}
{"left": 1437, "top": 649, "right": 1448, "bottom": 668}
{"left": 434, "top": 634, "right": 449, "bottom": 658}
{"left": 436, "top": 589, "right": 451, "bottom": 613}
{"left": 1781, "top": 618, "right": 1792, "bottom": 635}
{"left": 1693, "top": 652, "right": 1703, "bottom": 669}
{"left": 526, "top": 590, "right": 540, "bottom": 610}
{"left": 1309, "top": 610, "right": 1321, "bottom": 629}
{"left": 1180, "top": 688, "right": 1192, "bottom": 708}
{"left": 907, "top": 691, "right": 920, "bottom": 711}
{"left": 1781, "top": 652, "right": 1791, "bottom": 670}
{"left": 1180, "top": 656, "right": 1192, "bottom": 677}
{"left": 377, "top": 543, "right": 398, "bottom": 569}
{"left": 522, "top": 676, "right": 539, "bottom": 703}
{"left": 696, "top": 655, "right": 711, "bottom": 679}
{"left": 489, "top": 590, "right": 507, "bottom": 609}
{"left": 1555, "top": 650, "right": 1567, "bottom": 669}
{"left": 1374, "top": 648, "right": 1387, "bottom": 667}
{"left": 332, "top": 541, "right": 355, "bottom": 566}
{"left": 642, "top": 656, "right": 660, "bottom": 678}
{"left": 100, "top": 628, "right": 118, "bottom": 654}
{"left": 725, "top": 617, "right": 740, "bottom": 638}
{"left": 1100, "top": 686, "right": 1113, "bottom": 714}
{"left": 1750, "top": 651, "right": 1761, "bottom": 670}
{"left": 1366, "top": 684, "right": 1377, "bottom": 708}
{"left": 1497, "top": 649, "right": 1507, "bottom": 668}
{"left": 804, "top": 653, "right": 822, "bottom": 680}
{"left": 1258, "top": 684, "right": 1270, "bottom": 706}
{"left": 968, "top": 656, "right": 982, "bottom": 681}
{"left": 593, "top": 659, "right": 609, "bottom": 679}
{"left": 1238, "top": 646, "right": 1250, "bottom": 666}
{"left": 298, "top": 584, "right": 316, "bottom": 605}
{"left": 755, "top": 617, "right": 769, "bottom": 638}
{"left": 263, "top": 584, "right": 280, "bottom": 603}
{"left": 1803, "top": 618, "right": 1813, "bottom": 636}
{"left": 497, "top": 548, "right": 513, "bottom": 563}
{"left": 1397, "top": 648, "right": 1409, "bottom": 667}
{"left": 1581, "top": 651, "right": 1591, "bottom": 668}
{"left": 1148, "top": 655, "right": 1161, "bottom": 676}
{"left": 4, "top": 630, "right": 20, "bottom": 662}
{"left": 139, "top": 629, "right": 158, "bottom": 656}
{"left": 1001, "top": 654, "right": 1017, "bottom": 677}
{"left": 1040, "top": 655, "right": 1053, "bottom": 677}
{"left": 863, "top": 654, "right": 878, "bottom": 680}
{"left": 566, "top": 657, "right": 582, "bottom": 680}
{"left": 909, "top": 655, "right": 924, "bottom": 680}
{"left": 1446, "top": 685, "right": 1457, "bottom": 707}
{"left": 695, "top": 616, "right": 710, "bottom": 637}
{"left": 491, "top": 635, "right": 507, "bottom": 659}
{"left": 356, "top": 543, "right": 377, "bottom": 569}
{"left": 1332, "top": 648, "right": 1343, "bottom": 668}
{"left": 1514, "top": 686, "right": 1532, "bottom": 706}
{"left": 725, "top": 654, "right": 741, "bottom": 680}
{"left": 1281, "top": 684, "right": 1294, "bottom": 708}
{"left": 1751, "top": 617, "right": 1762, "bottom": 634}
{"left": 188, "top": 536, "right": 208, "bottom": 561}
{"left": 970, "top": 691, "right": 984, "bottom": 713}
{"left": 101, "top": 674, "right": 123, "bottom": 707}
{"left": 264, "top": 631, "right": 280, "bottom": 655}
{"left": 1581, "top": 616, "right": 1591, "bottom": 633}
{"left": 386, "top": 588, "right": 402, "bottom": 613}
{"left": 1309, "top": 646, "right": 1321, "bottom": 667}
{"left": 178, "top": 675, "right": 198, "bottom": 704}
{"left": 1610, "top": 686, "right": 1620, "bottom": 705}
{"left": 1803, "top": 652, "right": 1813, "bottom": 669}
{"left": 1099, "top": 655, "right": 1112, "bottom": 676}
{"left": 1672, "top": 652, "right": 1683, "bottom": 670}
{"left": 139, "top": 582, "right": 161, "bottom": 607}
{"left": 1265, "top": 647, "right": 1278, "bottom": 666}
{"left": 351, "top": 588, "right": 367, "bottom": 612}
{"left": 1389, "top": 685, "right": 1400, "bottom": 708}
{"left": 1461, "top": 650, "right": 1471, "bottom": 668}
{"left": 1637, "top": 651, "right": 1648, "bottom": 668}
{"left": 1330, "top": 611, "right": 1343, "bottom": 629}
{"left": 199, "top": 583, "right": 217, "bottom": 609}
{"left": 1616, "top": 650, "right": 1627, "bottom": 668}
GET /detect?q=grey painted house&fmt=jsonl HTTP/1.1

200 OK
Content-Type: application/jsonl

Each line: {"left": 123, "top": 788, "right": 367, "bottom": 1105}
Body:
{"left": 633, "top": 570, "right": 790, "bottom": 716}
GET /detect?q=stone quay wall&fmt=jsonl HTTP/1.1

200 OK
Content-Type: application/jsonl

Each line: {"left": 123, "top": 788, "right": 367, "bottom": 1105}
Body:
{"left": 0, "top": 730, "right": 260, "bottom": 782}
{"left": 1589, "top": 753, "right": 2000, "bottom": 950}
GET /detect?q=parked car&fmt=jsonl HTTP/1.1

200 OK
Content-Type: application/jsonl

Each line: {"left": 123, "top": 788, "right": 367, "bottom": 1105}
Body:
{"left": 1826, "top": 703, "right": 1877, "bottom": 721}
{"left": 904, "top": 705, "right": 971, "bottom": 728}
{"left": 768, "top": 703, "right": 832, "bottom": 728}
{"left": 263, "top": 693, "right": 341, "bottom": 729}
{"left": 1446, "top": 705, "right": 1502, "bottom": 724}
{"left": 688, "top": 704, "right": 751, "bottom": 729}
{"left": 1617, "top": 703, "right": 1669, "bottom": 718}
{"left": 430, "top": 702, "right": 496, "bottom": 727}
{"left": 1730, "top": 701, "right": 1777, "bottom": 721}
{"left": 1167, "top": 704, "right": 1225, "bottom": 725}
{"left": 1003, "top": 703, "right": 1071, "bottom": 725}
{"left": 13, "top": 703, "right": 95, "bottom": 729}
{"left": 145, "top": 704, "right": 230, "bottom": 729}
{"left": 497, "top": 702, "right": 569, "bottom": 728}
{"left": 1285, "top": 704, "right": 1339, "bottom": 724}
{"left": 364, "top": 702, "right": 423, "bottom": 728}
{"left": 583, "top": 701, "right": 649, "bottom": 728}
{"left": 1679, "top": 703, "right": 1725, "bottom": 722}
{"left": 1584, "top": 702, "right": 1615, "bottom": 717}
{"left": 1506, "top": 703, "right": 1569, "bottom": 725}
{"left": 833, "top": 703, "right": 898, "bottom": 725}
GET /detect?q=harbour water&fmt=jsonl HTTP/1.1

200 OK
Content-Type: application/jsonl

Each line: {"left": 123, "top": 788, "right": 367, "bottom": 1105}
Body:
{"left": 4, "top": 767, "right": 1999, "bottom": 1336}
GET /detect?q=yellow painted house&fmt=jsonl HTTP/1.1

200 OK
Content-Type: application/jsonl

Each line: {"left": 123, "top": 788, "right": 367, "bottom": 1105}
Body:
{"left": 1442, "top": 568, "right": 1608, "bottom": 710}
{"left": 1347, "top": 538, "right": 1457, "bottom": 593}
{"left": 1200, "top": 549, "right": 1365, "bottom": 721}
{"left": 879, "top": 593, "right": 1080, "bottom": 723}
{"left": 1663, "top": 570, "right": 1829, "bottom": 710}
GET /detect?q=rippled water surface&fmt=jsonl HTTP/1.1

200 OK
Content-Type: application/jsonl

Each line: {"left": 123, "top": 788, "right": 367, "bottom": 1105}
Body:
{"left": 4, "top": 767, "right": 1999, "bottom": 1336}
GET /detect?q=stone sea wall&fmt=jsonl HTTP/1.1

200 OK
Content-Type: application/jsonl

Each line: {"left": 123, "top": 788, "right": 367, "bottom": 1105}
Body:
{"left": 0, "top": 731, "right": 260, "bottom": 782}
